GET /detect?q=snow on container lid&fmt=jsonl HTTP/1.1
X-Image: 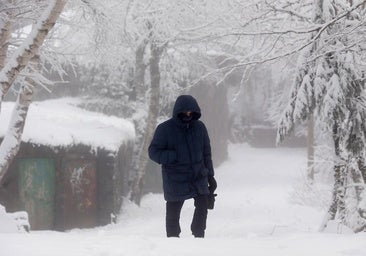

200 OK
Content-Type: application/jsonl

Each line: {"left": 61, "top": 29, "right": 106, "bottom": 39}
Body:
{"left": 0, "top": 98, "right": 135, "bottom": 152}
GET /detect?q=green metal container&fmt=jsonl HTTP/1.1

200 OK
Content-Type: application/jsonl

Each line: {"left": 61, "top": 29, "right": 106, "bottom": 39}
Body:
{"left": 18, "top": 158, "right": 55, "bottom": 230}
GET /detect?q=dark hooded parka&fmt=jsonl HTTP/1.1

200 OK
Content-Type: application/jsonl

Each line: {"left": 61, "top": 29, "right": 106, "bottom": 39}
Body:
{"left": 148, "top": 95, "right": 214, "bottom": 202}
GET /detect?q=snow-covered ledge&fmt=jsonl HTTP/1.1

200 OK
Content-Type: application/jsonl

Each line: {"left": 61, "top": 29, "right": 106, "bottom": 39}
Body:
{"left": 0, "top": 97, "right": 135, "bottom": 152}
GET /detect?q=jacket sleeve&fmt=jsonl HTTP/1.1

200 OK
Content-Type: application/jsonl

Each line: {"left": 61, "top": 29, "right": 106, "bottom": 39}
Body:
{"left": 148, "top": 124, "right": 177, "bottom": 165}
{"left": 202, "top": 123, "right": 214, "bottom": 176}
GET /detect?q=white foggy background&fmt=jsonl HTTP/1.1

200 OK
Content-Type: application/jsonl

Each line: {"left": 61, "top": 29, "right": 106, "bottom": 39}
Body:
{"left": 1, "top": 1, "right": 366, "bottom": 255}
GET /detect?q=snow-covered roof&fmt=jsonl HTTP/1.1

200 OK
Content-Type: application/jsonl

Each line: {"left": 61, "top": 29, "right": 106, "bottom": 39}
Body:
{"left": 0, "top": 98, "right": 135, "bottom": 152}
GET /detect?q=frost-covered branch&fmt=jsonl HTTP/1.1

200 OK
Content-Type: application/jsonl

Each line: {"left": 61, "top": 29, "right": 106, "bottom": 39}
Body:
{"left": 264, "top": 0, "right": 313, "bottom": 22}
{"left": 0, "top": 0, "right": 68, "bottom": 109}
{"left": 192, "top": 1, "right": 366, "bottom": 87}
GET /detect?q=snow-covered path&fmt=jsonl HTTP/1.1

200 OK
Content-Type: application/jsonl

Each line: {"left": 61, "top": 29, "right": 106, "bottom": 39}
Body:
{"left": 1, "top": 144, "right": 366, "bottom": 256}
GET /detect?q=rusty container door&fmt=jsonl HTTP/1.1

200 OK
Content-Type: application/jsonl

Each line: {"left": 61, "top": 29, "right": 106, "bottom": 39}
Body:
{"left": 62, "top": 159, "right": 97, "bottom": 229}
{"left": 18, "top": 158, "right": 55, "bottom": 230}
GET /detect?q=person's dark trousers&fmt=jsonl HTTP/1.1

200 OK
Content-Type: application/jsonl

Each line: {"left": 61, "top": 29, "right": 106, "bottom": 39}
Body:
{"left": 166, "top": 195, "right": 208, "bottom": 238}
{"left": 166, "top": 200, "right": 184, "bottom": 237}
{"left": 191, "top": 195, "right": 208, "bottom": 238}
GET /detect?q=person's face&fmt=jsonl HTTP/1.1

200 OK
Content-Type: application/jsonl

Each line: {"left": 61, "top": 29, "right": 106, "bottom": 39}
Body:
{"left": 185, "top": 111, "right": 192, "bottom": 117}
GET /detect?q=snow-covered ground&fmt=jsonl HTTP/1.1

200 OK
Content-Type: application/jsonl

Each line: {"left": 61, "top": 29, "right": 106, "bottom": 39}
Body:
{"left": 1, "top": 144, "right": 366, "bottom": 256}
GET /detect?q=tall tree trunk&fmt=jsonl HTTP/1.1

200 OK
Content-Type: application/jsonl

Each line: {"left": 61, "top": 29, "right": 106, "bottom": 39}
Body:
{"left": 348, "top": 157, "right": 365, "bottom": 203}
{"left": 0, "top": 0, "right": 68, "bottom": 184}
{"left": 130, "top": 42, "right": 163, "bottom": 205}
{"left": 350, "top": 160, "right": 366, "bottom": 227}
{"left": 0, "top": 19, "right": 12, "bottom": 70}
{"left": 320, "top": 121, "right": 343, "bottom": 231}
{"left": 130, "top": 40, "right": 148, "bottom": 171}
{"left": 131, "top": 40, "right": 148, "bottom": 101}
{"left": 0, "top": 64, "right": 36, "bottom": 185}
{"left": 307, "top": 114, "right": 315, "bottom": 181}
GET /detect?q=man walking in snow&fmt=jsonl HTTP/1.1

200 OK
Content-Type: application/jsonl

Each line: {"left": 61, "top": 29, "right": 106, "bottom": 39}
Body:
{"left": 148, "top": 95, "right": 217, "bottom": 238}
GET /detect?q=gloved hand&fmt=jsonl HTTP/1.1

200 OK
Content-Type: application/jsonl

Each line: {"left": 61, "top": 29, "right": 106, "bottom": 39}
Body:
{"left": 207, "top": 176, "right": 217, "bottom": 210}
{"left": 208, "top": 176, "right": 217, "bottom": 194}
{"left": 207, "top": 193, "right": 217, "bottom": 210}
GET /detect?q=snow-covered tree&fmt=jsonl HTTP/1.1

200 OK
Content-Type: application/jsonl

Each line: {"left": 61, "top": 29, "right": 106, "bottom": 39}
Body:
{"left": 0, "top": 0, "right": 68, "bottom": 185}
{"left": 276, "top": 0, "right": 366, "bottom": 232}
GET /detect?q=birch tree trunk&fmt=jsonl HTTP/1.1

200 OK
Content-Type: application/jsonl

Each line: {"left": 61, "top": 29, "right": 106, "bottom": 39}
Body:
{"left": 0, "top": 60, "right": 37, "bottom": 185}
{"left": 130, "top": 42, "right": 163, "bottom": 205}
{"left": 0, "top": 19, "right": 12, "bottom": 70}
{"left": 0, "top": 0, "right": 68, "bottom": 185}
